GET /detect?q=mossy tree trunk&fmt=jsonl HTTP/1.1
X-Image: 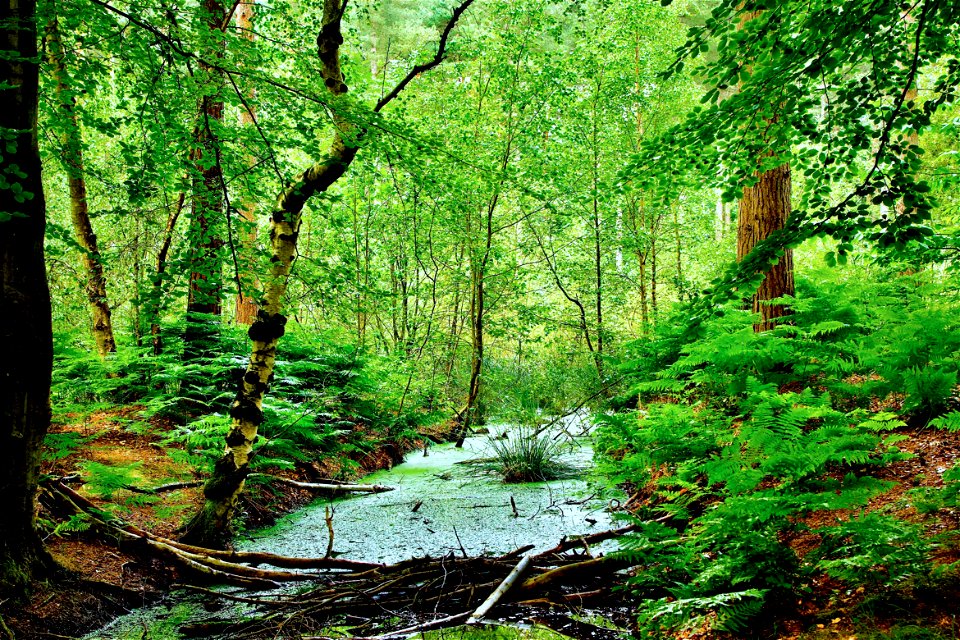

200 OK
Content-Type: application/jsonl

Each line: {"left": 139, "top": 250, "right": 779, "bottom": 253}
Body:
{"left": 46, "top": 16, "right": 117, "bottom": 358}
{"left": 0, "top": 0, "right": 59, "bottom": 596}
{"left": 184, "top": 0, "right": 228, "bottom": 361}
{"left": 182, "top": 0, "right": 474, "bottom": 547}
{"left": 180, "top": 0, "right": 357, "bottom": 547}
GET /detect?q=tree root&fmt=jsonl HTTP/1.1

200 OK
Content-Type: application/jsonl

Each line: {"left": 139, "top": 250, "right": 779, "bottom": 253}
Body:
{"left": 41, "top": 480, "right": 384, "bottom": 590}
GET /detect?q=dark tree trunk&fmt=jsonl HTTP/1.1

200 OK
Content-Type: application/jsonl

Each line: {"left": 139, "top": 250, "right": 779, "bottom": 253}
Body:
{"left": 184, "top": 0, "right": 227, "bottom": 360}
{"left": 0, "top": 0, "right": 59, "bottom": 596}
{"left": 736, "top": 163, "right": 794, "bottom": 331}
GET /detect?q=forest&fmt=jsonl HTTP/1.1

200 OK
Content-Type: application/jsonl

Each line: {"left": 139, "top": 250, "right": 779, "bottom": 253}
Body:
{"left": 2, "top": 0, "right": 960, "bottom": 637}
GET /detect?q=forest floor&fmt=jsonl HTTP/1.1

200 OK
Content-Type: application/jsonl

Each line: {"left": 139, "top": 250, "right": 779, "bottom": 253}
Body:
{"left": 3, "top": 404, "right": 413, "bottom": 639}
{"left": 5, "top": 407, "right": 960, "bottom": 639}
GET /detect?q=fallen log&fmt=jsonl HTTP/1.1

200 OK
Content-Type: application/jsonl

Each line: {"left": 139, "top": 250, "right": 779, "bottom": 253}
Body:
{"left": 518, "top": 555, "right": 635, "bottom": 594}
{"left": 42, "top": 476, "right": 643, "bottom": 639}
{"left": 43, "top": 480, "right": 382, "bottom": 587}
{"left": 124, "top": 480, "right": 205, "bottom": 495}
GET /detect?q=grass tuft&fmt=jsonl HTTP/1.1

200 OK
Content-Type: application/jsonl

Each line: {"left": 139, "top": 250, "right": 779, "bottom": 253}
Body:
{"left": 485, "top": 429, "right": 577, "bottom": 483}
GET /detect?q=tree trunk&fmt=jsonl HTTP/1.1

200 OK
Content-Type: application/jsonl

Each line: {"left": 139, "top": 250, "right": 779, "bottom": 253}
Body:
{"left": 184, "top": 0, "right": 227, "bottom": 359}
{"left": 150, "top": 190, "right": 187, "bottom": 355}
{"left": 674, "top": 206, "right": 685, "bottom": 302}
{"left": 234, "top": 0, "right": 260, "bottom": 325}
{"left": 895, "top": 86, "right": 919, "bottom": 218}
{"left": 0, "top": 0, "right": 59, "bottom": 595}
{"left": 182, "top": 0, "right": 473, "bottom": 546}
{"left": 457, "top": 256, "right": 484, "bottom": 447}
{"left": 46, "top": 18, "right": 117, "bottom": 358}
{"left": 736, "top": 163, "right": 794, "bottom": 331}
{"left": 650, "top": 234, "right": 658, "bottom": 320}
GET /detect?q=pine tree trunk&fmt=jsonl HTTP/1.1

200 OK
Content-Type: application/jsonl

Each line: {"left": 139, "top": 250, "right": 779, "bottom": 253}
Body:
{"left": 46, "top": 18, "right": 117, "bottom": 357}
{"left": 0, "top": 0, "right": 59, "bottom": 595}
{"left": 736, "top": 163, "right": 794, "bottom": 331}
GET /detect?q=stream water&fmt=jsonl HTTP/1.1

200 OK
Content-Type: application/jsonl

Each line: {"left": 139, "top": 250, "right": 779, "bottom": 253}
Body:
{"left": 87, "top": 412, "right": 621, "bottom": 639}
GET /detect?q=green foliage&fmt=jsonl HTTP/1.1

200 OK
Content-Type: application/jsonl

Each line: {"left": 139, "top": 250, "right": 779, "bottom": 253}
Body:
{"left": 598, "top": 272, "right": 955, "bottom": 635}
{"left": 636, "top": 589, "right": 766, "bottom": 635}
{"left": 79, "top": 461, "right": 143, "bottom": 500}
{"left": 812, "top": 513, "right": 930, "bottom": 587}
{"left": 42, "top": 431, "right": 98, "bottom": 462}
{"left": 52, "top": 323, "right": 445, "bottom": 478}
{"left": 909, "top": 464, "right": 960, "bottom": 515}
{"left": 51, "top": 513, "right": 93, "bottom": 537}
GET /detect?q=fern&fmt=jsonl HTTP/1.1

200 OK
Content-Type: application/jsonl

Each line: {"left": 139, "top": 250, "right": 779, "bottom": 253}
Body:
{"left": 929, "top": 412, "right": 960, "bottom": 432}
{"left": 79, "top": 461, "right": 143, "bottom": 500}
{"left": 636, "top": 589, "right": 767, "bottom": 635}
{"left": 812, "top": 513, "right": 930, "bottom": 587}
{"left": 43, "top": 431, "right": 99, "bottom": 462}
{"left": 52, "top": 513, "right": 92, "bottom": 537}
{"left": 597, "top": 274, "right": 959, "bottom": 635}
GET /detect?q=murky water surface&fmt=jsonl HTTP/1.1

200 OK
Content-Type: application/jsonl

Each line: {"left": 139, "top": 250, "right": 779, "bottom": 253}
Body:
{"left": 241, "top": 416, "right": 616, "bottom": 564}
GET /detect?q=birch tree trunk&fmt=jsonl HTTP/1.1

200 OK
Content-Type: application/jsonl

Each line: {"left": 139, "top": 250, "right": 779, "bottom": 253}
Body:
{"left": 46, "top": 17, "right": 117, "bottom": 358}
{"left": 182, "top": 0, "right": 474, "bottom": 546}
{"left": 181, "top": 0, "right": 355, "bottom": 546}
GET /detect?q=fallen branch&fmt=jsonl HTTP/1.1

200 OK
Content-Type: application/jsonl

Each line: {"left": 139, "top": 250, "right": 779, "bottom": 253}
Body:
{"left": 518, "top": 555, "right": 634, "bottom": 594}
{"left": 43, "top": 480, "right": 383, "bottom": 587}
{"left": 125, "top": 480, "right": 204, "bottom": 494}
{"left": 248, "top": 473, "right": 394, "bottom": 493}
{"left": 467, "top": 554, "right": 533, "bottom": 624}
{"left": 533, "top": 523, "right": 639, "bottom": 559}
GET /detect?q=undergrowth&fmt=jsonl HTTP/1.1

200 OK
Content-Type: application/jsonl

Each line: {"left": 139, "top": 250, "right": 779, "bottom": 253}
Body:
{"left": 597, "top": 268, "right": 960, "bottom": 637}
{"left": 485, "top": 428, "right": 577, "bottom": 482}
{"left": 49, "top": 322, "right": 447, "bottom": 500}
